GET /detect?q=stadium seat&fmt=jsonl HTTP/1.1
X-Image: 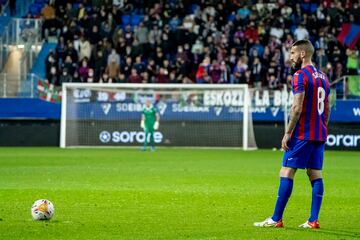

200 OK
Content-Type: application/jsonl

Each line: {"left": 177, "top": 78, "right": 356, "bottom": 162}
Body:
{"left": 227, "top": 13, "right": 236, "bottom": 22}
{"left": 189, "top": 4, "right": 198, "bottom": 14}
{"left": 290, "top": 25, "right": 297, "bottom": 34}
{"left": 29, "top": 4, "right": 42, "bottom": 16}
{"left": 300, "top": 3, "right": 318, "bottom": 14}
{"left": 121, "top": 15, "right": 131, "bottom": 26}
{"left": 73, "top": 3, "right": 81, "bottom": 10}
{"left": 131, "top": 15, "right": 143, "bottom": 27}
{"left": 34, "top": 0, "right": 47, "bottom": 4}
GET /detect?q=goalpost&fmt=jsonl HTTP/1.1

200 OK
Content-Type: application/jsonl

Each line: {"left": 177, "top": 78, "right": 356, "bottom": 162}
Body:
{"left": 60, "top": 83, "right": 257, "bottom": 150}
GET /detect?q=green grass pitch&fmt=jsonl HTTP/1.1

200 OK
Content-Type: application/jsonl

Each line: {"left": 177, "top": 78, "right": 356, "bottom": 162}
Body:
{"left": 0, "top": 148, "right": 359, "bottom": 239}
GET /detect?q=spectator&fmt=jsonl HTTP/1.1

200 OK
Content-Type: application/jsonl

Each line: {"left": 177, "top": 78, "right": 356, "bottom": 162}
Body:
{"left": 219, "top": 61, "right": 231, "bottom": 84}
{"left": 142, "top": 71, "right": 151, "bottom": 84}
{"left": 346, "top": 49, "right": 359, "bottom": 75}
{"left": 117, "top": 73, "right": 127, "bottom": 83}
{"left": 78, "top": 59, "right": 90, "bottom": 82}
{"left": 87, "top": 69, "right": 96, "bottom": 83}
{"left": 267, "top": 61, "right": 281, "bottom": 89}
{"left": 156, "top": 67, "right": 170, "bottom": 84}
{"left": 128, "top": 69, "right": 142, "bottom": 83}
{"left": 46, "top": 0, "right": 357, "bottom": 89}
{"left": 59, "top": 68, "right": 73, "bottom": 84}
{"left": 62, "top": 55, "right": 76, "bottom": 75}
{"left": 79, "top": 36, "right": 91, "bottom": 61}
{"left": 48, "top": 66, "right": 58, "bottom": 85}
{"left": 250, "top": 57, "right": 264, "bottom": 88}
{"left": 196, "top": 57, "right": 210, "bottom": 84}
{"left": 134, "top": 56, "right": 146, "bottom": 74}
{"left": 107, "top": 49, "right": 120, "bottom": 66}
{"left": 294, "top": 24, "right": 309, "bottom": 40}
{"left": 209, "top": 60, "right": 221, "bottom": 84}
{"left": 105, "top": 58, "right": 120, "bottom": 80}
{"left": 146, "top": 58, "right": 157, "bottom": 82}
{"left": 41, "top": 3, "right": 55, "bottom": 20}
{"left": 191, "top": 39, "right": 204, "bottom": 55}
{"left": 64, "top": 42, "right": 78, "bottom": 63}
{"left": 232, "top": 57, "right": 248, "bottom": 84}
{"left": 88, "top": 26, "right": 102, "bottom": 46}
{"left": 45, "top": 51, "right": 57, "bottom": 78}
{"left": 41, "top": 3, "right": 60, "bottom": 40}
{"left": 134, "top": 22, "right": 149, "bottom": 46}
{"left": 99, "top": 72, "right": 113, "bottom": 83}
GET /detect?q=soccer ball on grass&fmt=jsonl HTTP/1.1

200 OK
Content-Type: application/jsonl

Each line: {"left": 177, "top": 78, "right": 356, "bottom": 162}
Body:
{"left": 31, "top": 199, "right": 55, "bottom": 220}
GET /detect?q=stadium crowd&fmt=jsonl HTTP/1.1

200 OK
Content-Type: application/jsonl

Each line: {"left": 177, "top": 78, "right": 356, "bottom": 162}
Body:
{"left": 38, "top": 0, "right": 360, "bottom": 88}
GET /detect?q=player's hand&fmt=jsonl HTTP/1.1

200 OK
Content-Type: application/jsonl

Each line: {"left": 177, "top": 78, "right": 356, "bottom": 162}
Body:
{"left": 154, "top": 121, "right": 159, "bottom": 130}
{"left": 140, "top": 120, "right": 145, "bottom": 130}
{"left": 281, "top": 133, "right": 291, "bottom": 152}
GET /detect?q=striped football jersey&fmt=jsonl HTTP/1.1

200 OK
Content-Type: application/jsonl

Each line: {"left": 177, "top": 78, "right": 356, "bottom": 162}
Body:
{"left": 291, "top": 65, "right": 330, "bottom": 141}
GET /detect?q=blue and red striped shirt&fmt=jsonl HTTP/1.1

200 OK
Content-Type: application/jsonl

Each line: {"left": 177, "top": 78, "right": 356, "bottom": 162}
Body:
{"left": 291, "top": 65, "right": 330, "bottom": 142}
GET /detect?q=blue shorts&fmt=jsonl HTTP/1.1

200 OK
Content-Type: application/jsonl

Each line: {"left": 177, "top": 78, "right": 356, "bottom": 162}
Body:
{"left": 282, "top": 138, "right": 325, "bottom": 170}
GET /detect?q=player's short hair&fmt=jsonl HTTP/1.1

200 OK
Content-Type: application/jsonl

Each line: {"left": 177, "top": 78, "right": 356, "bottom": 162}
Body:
{"left": 292, "top": 40, "right": 314, "bottom": 57}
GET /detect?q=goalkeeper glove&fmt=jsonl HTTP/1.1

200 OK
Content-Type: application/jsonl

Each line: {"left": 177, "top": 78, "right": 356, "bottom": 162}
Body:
{"left": 154, "top": 121, "right": 159, "bottom": 130}
{"left": 140, "top": 120, "right": 145, "bottom": 130}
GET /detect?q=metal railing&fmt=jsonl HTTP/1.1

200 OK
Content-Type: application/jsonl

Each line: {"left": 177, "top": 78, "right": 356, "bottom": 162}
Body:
{"left": 0, "top": 18, "right": 43, "bottom": 73}
{"left": 331, "top": 75, "right": 360, "bottom": 100}
{"left": 1, "top": 0, "right": 35, "bottom": 17}
{"left": 0, "top": 73, "right": 44, "bottom": 97}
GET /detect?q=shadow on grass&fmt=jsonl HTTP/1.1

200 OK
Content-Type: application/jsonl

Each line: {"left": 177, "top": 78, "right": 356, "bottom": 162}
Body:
{"left": 286, "top": 227, "right": 360, "bottom": 238}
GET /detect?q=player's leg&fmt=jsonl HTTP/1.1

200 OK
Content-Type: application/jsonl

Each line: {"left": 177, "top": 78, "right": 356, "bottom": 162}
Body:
{"left": 149, "top": 130, "right": 155, "bottom": 151}
{"left": 272, "top": 167, "right": 297, "bottom": 221}
{"left": 300, "top": 142, "right": 324, "bottom": 228}
{"left": 254, "top": 167, "right": 296, "bottom": 227}
{"left": 142, "top": 130, "right": 149, "bottom": 150}
{"left": 255, "top": 138, "right": 310, "bottom": 228}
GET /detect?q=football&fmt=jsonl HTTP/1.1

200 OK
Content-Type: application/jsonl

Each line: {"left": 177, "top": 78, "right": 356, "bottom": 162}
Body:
{"left": 31, "top": 199, "right": 55, "bottom": 221}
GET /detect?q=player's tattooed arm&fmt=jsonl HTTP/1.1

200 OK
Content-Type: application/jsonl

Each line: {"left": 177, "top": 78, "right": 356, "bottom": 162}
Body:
{"left": 286, "top": 92, "right": 305, "bottom": 134}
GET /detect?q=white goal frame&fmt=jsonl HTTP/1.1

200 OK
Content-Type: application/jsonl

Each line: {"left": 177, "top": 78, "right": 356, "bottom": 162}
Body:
{"left": 60, "top": 83, "right": 254, "bottom": 150}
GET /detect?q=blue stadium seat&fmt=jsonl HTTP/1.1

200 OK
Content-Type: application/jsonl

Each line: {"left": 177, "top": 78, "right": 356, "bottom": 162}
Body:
{"left": 122, "top": 15, "right": 131, "bottom": 26}
{"left": 29, "top": 4, "right": 42, "bottom": 16}
{"left": 34, "top": 0, "right": 47, "bottom": 4}
{"left": 131, "top": 15, "right": 143, "bottom": 26}
{"left": 73, "top": 3, "right": 81, "bottom": 10}
{"left": 189, "top": 4, "right": 198, "bottom": 14}
{"left": 227, "top": 13, "right": 236, "bottom": 22}
{"left": 300, "top": 3, "right": 318, "bottom": 14}
{"left": 290, "top": 25, "right": 297, "bottom": 34}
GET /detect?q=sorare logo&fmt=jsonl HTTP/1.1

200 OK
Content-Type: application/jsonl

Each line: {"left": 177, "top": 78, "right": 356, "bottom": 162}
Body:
{"left": 99, "top": 131, "right": 163, "bottom": 144}
{"left": 99, "top": 131, "right": 111, "bottom": 143}
{"left": 326, "top": 134, "right": 360, "bottom": 147}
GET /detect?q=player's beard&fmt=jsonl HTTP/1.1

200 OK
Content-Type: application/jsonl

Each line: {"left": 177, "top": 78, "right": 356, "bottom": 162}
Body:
{"left": 291, "top": 56, "right": 302, "bottom": 70}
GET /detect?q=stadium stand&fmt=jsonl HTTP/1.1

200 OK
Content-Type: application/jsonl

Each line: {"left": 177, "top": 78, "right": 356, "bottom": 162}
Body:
{"left": 20, "top": 1, "right": 360, "bottom": 88}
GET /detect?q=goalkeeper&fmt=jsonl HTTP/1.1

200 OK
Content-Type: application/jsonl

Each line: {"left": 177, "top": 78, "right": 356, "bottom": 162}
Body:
{"left": 140, "top": 100, "right": 160, "bottom": 151}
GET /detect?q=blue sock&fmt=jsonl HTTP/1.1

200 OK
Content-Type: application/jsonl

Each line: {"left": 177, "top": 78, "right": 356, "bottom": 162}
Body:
{"left": 309, "top": 178, "right": 324, "bottom": 222}
{"left": 272, "top": 177, "right": 294, "bottom": 221}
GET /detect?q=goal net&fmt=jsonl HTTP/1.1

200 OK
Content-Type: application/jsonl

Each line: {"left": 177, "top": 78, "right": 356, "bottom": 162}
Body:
{"left": 60, "top": 83, "right": 257, "bottom": 150}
